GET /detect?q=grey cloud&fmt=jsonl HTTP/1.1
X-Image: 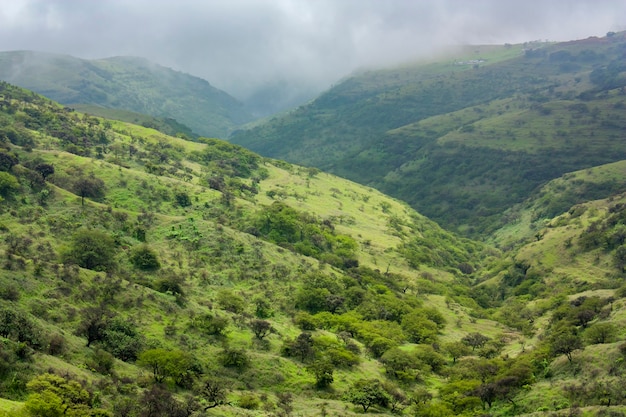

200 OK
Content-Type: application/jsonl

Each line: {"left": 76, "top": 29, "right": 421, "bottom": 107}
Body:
{"left": 0, "top": 0, "right": 624, "bottom": 105}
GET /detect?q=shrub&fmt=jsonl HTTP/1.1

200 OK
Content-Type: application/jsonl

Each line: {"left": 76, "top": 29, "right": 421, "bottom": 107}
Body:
{"left": 218, "top": 348, "right": 250, "bottom": 370}
{"left": 238, "top": 394, "right": 259, "bottom": 410}
{"left": 129, "top": 244, "right": 160, "bottom": 270}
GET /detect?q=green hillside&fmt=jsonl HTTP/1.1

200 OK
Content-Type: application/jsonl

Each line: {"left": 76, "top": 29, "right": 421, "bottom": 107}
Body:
{"left": 0, "top": 81, "right": 525, "bottom": 416}
{"left": 230, "top": 32, "right": 626, "bottom": 237}
{"left": 0, "top": 51, "right": 253, "bottom": 138}
{"left": 4, "top": 65, "right": 626, "bottom": 415}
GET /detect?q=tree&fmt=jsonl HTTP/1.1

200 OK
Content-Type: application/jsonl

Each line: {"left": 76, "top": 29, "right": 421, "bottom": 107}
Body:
{"left": 174, "top": 192, "right": 192, "bottom": 207}
{"left": 218, "top": 347, "right": 250, "bottom": 370}
{"left": 401, "top": 312, "right": 439, "bottom": 344}
{"left": 138, "top": 349, "right": 198, "bottom": 386}
{"left": 198, "top": 378, "right": 229, "bottom": 410}
{"left": 139, "top": 384, "right": 196, "bottom": 417}
{"left": 101, "top": 317, "right": 144, "bottom": 361}
{"left": 62, "top": 229, "right": 116, "bottom": 271}
{"left": 0, "top": 152, "right": 18, "bottom": 171}
{"left": 343, "top": 379, "right": 390, "bottom": 413}
{"left": 445, "top": 341, "right": 471, "bottom": 363}
{"left": 462, "top": 332, "right": 491, "bottom": 351}
{"left": 192, "top": 313, "right": 229, "bottom": 336}
{"left": 585, "top": 322, "right": 617, "bottom": 345}
{"left": 250, "top": 319, "right": 272, "bottom": 340}
{"left": 34, "top": 163, "right": 55, "bottom": 180}
{"left": 286, "top": 332, "right": 315, "bottom": 363}
{"left": 380, "top": 347, "right": 422, "bottom": 381}
{"left": 73, "top": 176, "right": 105, "bottom": 206}
{"left": 307, "top": 359, "right": 334, "bottom": 388}
{"left": 548, "top": 326, "right": 583, "bottom": 363}
{"left": 76, "top": 307, "right": 109, "bottom": 347}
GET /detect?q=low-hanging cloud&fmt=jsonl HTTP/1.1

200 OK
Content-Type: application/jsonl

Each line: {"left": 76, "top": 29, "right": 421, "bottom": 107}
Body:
{"left": 0, "top": 0, "right": 624, "bottom": 103}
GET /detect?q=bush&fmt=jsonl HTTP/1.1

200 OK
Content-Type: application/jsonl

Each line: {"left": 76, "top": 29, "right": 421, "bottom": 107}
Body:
{"left": 218, "top": 348, "right": 250, "bottom": 370}
{"left": 238, "top": 393, "right": 259, "bottom": 409}
{"left": 0, "top": 172, "right": 19, "bottom": 197}
{"left": 129, "top": 244, "right": 160, "bottom": 270}
{"left": 217, "top": 290, "right": 245, "bottom": 314}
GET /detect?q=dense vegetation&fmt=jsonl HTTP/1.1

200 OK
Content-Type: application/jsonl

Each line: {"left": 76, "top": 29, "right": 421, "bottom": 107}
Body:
{"left": 0, "top": 52, "right": 252, "bottom": 138}
{"left": 231, "top": 33, "right": 626, "bottom": 237}
{"left": 3, "top": 33, "right": 626, "bottom": 417}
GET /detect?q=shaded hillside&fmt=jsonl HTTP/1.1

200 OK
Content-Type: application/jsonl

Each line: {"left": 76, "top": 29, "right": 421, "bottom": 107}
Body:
{"left": 231, "top": 33, "right": 626, "bottom": 237}
{"left": 0, "top": 51, "right": 252, "bottom": 138}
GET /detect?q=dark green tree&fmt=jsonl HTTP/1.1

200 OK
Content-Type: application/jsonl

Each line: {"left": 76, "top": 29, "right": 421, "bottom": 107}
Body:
{"left": 250, "top": 319, "right": 272, "bottom": 340}
{"left": 198, "top": 378, "right": 229, "bottom": 410}
{"left": 34, "top": 163, "right": 55, "bottom": 180}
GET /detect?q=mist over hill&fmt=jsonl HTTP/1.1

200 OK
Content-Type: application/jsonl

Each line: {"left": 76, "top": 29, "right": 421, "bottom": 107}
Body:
{"left": 231, "top": 33, "right": 626, "bottom": 237}
{"left": 0, "top": 51, "right": 253, "bottom": 138}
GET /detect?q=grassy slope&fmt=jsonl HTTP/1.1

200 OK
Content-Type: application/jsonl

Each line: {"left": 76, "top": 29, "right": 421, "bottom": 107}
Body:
{"left": 483, "top": 192, "right": 626, "bottom": 415}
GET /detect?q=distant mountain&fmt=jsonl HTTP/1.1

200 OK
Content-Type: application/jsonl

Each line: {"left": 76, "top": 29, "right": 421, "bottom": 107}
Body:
{"left": 0, "top": 51, "right": 253, "bottom": 137}
{"left": 231, "top": 33, "right": 626, "bottom": 237}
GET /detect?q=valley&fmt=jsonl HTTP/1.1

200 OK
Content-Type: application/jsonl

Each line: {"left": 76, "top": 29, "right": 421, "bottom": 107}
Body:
{"left": 0, "top": 31, "right": 626, "bottom": 417}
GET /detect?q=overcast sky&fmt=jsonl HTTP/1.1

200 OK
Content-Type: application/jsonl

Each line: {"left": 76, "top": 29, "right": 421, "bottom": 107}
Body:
{"left": 0, "top": 0, "right": 624, "bottom": 101}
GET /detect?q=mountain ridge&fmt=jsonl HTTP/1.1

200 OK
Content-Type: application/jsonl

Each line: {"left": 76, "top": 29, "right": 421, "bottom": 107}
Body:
{"left": 0, "top": 50, "right": 253, "bottom": 138}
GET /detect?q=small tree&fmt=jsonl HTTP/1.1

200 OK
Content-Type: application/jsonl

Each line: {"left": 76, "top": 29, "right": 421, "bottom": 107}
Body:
{"left": 445, "top": 341, "right": 472, "bottom": 363}
{"left": 62, "top": 229, "right": 116, "bottom": 271}
{"left": 307, "top": 359, "right": 334, "bottom": 388}
{"left": 76, "top": 307, "right": 109, "bottom": 347}
{"left": 198, "top": 378, "right": 229, "bottom": 410}
{"left": 250, "top": 319, "right": 272, "bottom": 340}
{"left": 548, "top": 326, "right": 583, "bottom": 363}
{"left": 218, "top": 347, "right": 250, "bottom": 370}
{"left": 25, "top": 373, "right": 103, "bottom": 417}
{"left": 138, "top": 348, "right": 198, "bottom": 386}
{"left": 73, "top": 176, "right": 105, "bottom": 206}
{"left": 344, "top": 379, "right": 390, "bottom": 413}
{"left": 585, "top": 322, "right": 617, "bottom": 345}
{"left": 34, "top": 163, "right": 55, "bottom": 180}
{"left": 462, "top": 332, "right": 491, "bottom": 351}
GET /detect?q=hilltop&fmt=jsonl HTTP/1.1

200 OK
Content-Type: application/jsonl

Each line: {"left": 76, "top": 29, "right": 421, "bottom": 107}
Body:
{"left": 0, "top": 51, "right": 253, "bottom": 138}
{"left": 230, "top": 32, "right": 626, "bottom": 237}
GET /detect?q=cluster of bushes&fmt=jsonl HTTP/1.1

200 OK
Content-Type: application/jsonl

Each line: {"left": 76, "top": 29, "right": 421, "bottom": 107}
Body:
{"left": 249, "top": 202, "right": 359, "bottom": 268}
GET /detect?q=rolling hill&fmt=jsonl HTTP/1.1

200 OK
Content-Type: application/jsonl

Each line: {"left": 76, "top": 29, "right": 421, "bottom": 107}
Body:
{"left": 230, "top": 32, "right": 626, "bottom": 238}
{"left": 0, "top": 51, "right": 253, "bottom": 138}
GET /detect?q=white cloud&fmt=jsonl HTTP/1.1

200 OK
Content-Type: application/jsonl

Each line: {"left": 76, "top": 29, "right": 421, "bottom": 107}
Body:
{"left": 0, "top": 0, "right": 624, "bottom": 102}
